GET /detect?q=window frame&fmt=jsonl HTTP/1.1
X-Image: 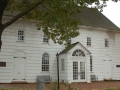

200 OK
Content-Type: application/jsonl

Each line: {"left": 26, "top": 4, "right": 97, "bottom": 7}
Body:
{"left": 42, "top": 53, "right": 49, "bottom": 72}
{"left": 17, "top": 30, "right": 24, "bottom": 41}
{"left": 72, "top": 49, "right": 85, "bottom": 57}
{"left": 61, "top": 59, "right": 65, "bottom": 71}
{"left": 43, "top": 34, "right": 49, "bottom": 43}
{"left": 87, "top": 37, "right": 91, "bottom": 46}
{"left": 105, "top": 39, "right": 109, "bottom": 47}
{"left": 90, "top": 56, "right": 92, "bottom": 71}
{"left": 68, "top": 38, "right": 71, "bottom": 43}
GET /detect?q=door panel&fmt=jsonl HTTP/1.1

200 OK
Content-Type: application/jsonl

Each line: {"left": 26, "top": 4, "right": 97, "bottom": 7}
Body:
{"left": 80, "top": 62, "right": 85, "bottom": 80}
{"left": 103, "top": 60, "right": 112, "bottom": 79}
{"left": 13, "top": 58, "right": 25, "bottom": 80}
{"left": 20, "top": 58, "right": 25, "bottom": 80}
{"left": 14, "top": 59, "right": 20, "bottom": 80}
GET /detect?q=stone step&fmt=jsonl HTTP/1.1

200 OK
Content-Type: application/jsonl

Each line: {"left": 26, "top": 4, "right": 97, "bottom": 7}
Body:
{"left": 11, "top": 81, "right": 28, "bottom": 84}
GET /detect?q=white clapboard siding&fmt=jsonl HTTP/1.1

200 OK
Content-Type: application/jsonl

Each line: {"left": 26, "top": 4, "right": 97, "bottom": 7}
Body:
{"left": 1, "top": 18, "right": 120, "bottom": 83}
{"left": 59, "top": 54, "right": 67, "bottom": 82}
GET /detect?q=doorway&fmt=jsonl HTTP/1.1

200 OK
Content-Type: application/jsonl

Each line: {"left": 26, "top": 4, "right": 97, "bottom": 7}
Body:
{"left": 13, "top": 57, "right": 25, "bottom": 80}
{"left": 103, "top": 60, "right": 112, "bottom": 79}
{"left": 73, "top": 61, "right": 86, "bottom": 82}
{"left": 13, "top": 51, "right": 26, "bottom": 80}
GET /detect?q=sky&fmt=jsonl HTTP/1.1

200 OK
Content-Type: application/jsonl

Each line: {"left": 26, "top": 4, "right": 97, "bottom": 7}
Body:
{"left": 102, "top": 1, "right": 120, "bottom": 28}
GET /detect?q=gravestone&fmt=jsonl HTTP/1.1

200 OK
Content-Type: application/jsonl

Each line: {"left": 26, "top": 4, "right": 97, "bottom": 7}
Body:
{"left": 37, "top": 78, "right": 45, "bottom": 90}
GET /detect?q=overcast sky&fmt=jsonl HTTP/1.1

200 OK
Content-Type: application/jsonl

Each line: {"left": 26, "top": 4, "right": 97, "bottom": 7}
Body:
{"left": 102, "top": 1, "right": 120, "bottom": 28}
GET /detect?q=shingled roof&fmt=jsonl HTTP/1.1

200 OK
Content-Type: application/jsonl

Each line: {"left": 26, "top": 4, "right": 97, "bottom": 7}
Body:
{"left": 77, "top": 7, "right": 120, "bottom": 30}
{"left": 3, "top": 7, "right": 119, "bottom": 30}
{"left": 59, "top": 42, "right": 79, "bottom": 54}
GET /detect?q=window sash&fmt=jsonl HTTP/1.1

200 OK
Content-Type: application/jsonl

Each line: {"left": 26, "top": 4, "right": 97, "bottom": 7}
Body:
{"left": 87, "top": 37, "right": 91, "bottom": 46}
{"left": 105, "top": 39, "right": 109, "bottom": 47}
{"left": 90, "top": 56, "right": 92, "bottom": 71}
{"left": 42, "top": 53, "right": 49, "bottom": 71}
{"left": 42, "top": 65, "right": 49, "bottom": 71}
{"left": 18, "top": 30, "right": 24, "bottom": 41}
{"left": 61, "top": 59, "right": 65, "bottom": 71}
{"left": 72, "top": 49, "right": 85, "bottom": 57}
{"left": 43, "top": 35, "right": 49, "bottom": 42}
{"left": 67, "top": 38, "right": 71, "bottom": 43}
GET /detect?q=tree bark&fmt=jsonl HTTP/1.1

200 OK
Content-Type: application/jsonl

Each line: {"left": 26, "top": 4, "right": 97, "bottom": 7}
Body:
{"left": 0, "top": 0, "right": 8, "bottom": 23}
{"left": 0, "top": 0, "right": 9, "bottom": 50}
{"left": 0, "top": 24, "right": 4, "bottom": 51}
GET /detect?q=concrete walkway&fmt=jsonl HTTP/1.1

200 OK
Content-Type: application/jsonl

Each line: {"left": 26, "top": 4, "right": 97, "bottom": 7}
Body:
{"left": 0, "top": 81, "right": 120, "bottom": 90}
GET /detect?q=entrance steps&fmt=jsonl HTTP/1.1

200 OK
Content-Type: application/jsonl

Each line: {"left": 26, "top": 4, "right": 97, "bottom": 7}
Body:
{"left": 11, "top": 81, "right": 28, "bottom": 84}
{"left": 104, "top": 79, "right": 120, "bottom": 82}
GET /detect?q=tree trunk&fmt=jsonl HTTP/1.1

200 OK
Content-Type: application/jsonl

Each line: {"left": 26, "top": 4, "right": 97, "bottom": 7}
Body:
{"left": 0, "top": 0, "right": 9, "bottom": 50}
{"left": 0, "top": 23, "right": 4, "bottom": 51}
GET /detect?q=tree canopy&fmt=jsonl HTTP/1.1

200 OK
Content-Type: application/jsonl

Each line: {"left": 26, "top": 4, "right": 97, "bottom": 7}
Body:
{"left": 0, "top": 0, "right": 117, "bottom": 49}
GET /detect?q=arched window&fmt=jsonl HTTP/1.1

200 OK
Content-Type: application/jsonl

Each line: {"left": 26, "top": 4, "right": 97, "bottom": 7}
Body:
{"left": 42, "top": 53, "right": 49, "bottom": 71}
{"left": 90, "top": 55, "right": 92, "bottom": 71}
{"left": 72, "top": 49, "right": 85, "bottom": 57}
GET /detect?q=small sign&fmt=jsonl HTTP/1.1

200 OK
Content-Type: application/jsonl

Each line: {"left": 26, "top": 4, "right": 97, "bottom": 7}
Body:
{"left": 0, "top": 62, "right": 6, "bottom": 67}
{"left": 116, "top": 65, "right": 120, "bottom": 67}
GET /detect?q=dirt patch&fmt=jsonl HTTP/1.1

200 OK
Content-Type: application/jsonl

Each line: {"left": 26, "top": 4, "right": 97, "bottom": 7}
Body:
{"left": 0, "top": 81, "right": 120, "bottom": 90}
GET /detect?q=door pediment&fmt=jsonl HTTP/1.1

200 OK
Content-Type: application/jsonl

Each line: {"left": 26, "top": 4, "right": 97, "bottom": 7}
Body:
{"left": 59, "top": 42, "right": 91, "bottom": 56}
{"left": 69, "top": 42, "right": 91, "bottom": 55}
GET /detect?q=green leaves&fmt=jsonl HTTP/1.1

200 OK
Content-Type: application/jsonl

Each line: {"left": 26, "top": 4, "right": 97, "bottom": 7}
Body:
{"left": 37, "top": 0, "right": 81, "bottom": 45}
{"left": 4, "top": 0, "right": 107, "bottom": 46}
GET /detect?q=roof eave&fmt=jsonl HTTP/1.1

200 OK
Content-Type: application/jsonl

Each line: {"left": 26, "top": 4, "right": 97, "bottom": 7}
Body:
{"left": 78, "top": 25, "right": 120, "bottom": 32}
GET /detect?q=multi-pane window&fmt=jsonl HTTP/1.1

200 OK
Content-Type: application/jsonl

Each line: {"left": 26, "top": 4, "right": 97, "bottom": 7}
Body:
{"left": 18, "top": 30, "right": 24, "bottom": 41}
{"left": 66, "top": 38, "right": 71, "bottom": 46}
{"left": 105, "top": 39, "right": 109, "bottom": 47}
{"left": 42, "top": 53, "right": 49, "bottom": 71}
{"left": 87, "top": 37, "right": 91, "bottom": 46}
{"left": 72, "top": 49, "right": 85, "bottom": 57}
{"left": 68, "top": 38, "right": 71, "bottom": 43}
{"left": 73, "top": 62, "right": 78, "bottom": 80}
{"left": 43, "top": 34, "right": 49, "bottom": 43}
{"left": 61, "top": 59, "right": 65, "bottom": 71}
{"left": 90, "top": 56, "right": 92, "bottom": 71}
{"left": 80, "top": 62, "right": 85, "bottom": 79}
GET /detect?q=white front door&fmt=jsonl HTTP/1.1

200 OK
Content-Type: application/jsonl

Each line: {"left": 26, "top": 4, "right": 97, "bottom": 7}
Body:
{"left": 103, "top": 60, "right": 112, "bottom": 79}
{"left": 73, "top": 61, "right": 86, "bottom": 82}
{"left": 13, "top": 57, "right": 25, "bottom": 80}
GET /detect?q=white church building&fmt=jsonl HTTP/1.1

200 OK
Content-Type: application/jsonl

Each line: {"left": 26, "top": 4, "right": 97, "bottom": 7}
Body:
{"left": 0, "top": 8, "right": 120, "bottom": 83}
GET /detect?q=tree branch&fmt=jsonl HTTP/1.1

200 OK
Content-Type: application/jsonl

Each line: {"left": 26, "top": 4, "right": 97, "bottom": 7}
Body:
{"left": 41, "top": 4, "right": 55, "bottom": 14}
{"left": 3, "top": 0, "right": 45, "bottom": 29}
